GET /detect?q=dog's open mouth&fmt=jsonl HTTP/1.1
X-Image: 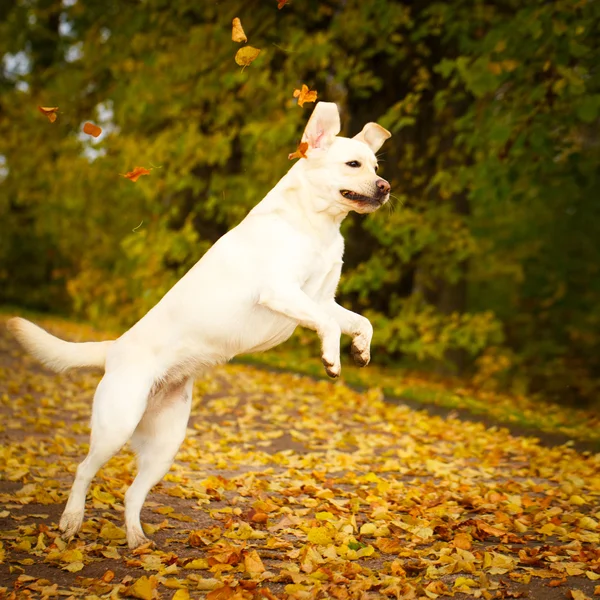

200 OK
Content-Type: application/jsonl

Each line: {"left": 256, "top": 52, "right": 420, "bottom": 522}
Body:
{"left": 340, "top": 190, "right": 385, "bottom": 204}
{"left": 340, "top": 190, "right": 375, "bottom": 202}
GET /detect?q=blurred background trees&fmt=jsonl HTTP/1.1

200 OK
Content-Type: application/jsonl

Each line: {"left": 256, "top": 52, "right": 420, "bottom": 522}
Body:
{"left": 1, "top": 0, "right": 599, "bottom": 403}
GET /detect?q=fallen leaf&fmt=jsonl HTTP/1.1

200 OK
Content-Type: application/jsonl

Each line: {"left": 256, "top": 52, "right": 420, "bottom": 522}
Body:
{"left": 293, "top": 84, "right": 318, "bottom": 107}
{"left": 288, "top": 141, "right": 308, "bottom": 160}
{"left": 207, "top": 585, "right": 235, "bottom": 600}
{"left": 102, "top": 570, "right": 115, "bottom": 583}
{"left": 121, "top": 167, "right": 152, "bottom": 183}
{"left": 568, "top": 591, "right": 592, "bottom": 600}
{"left": 83, "top": 122, "right": 102, "bottom": 138}
{"left": 172, "top": 591, "right": 190, "bottom": 600}
{"left": 38, "top": 107, "right": 59, "bottom": 123}
{"left": 235, "top": 46, "right": 261, "bottom": 68}
{"left": 231, "top": 18, "right": 247, "bottom": 43}
{"left": 126, "top": 575, "right": 157, "bottom": 600}
{"left": 100, "top": 521, "right": 127, "bottom": 540}
{"left": 244, "top": 549, "right": 266, "bottom": 577}
{"left": 63, "top": 561, "right": 84, "bottom": 573}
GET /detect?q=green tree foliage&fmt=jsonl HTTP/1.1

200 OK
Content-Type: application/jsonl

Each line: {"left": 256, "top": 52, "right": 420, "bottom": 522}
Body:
{"left": 1, "top": 0, "right": 598, "bottom": 402}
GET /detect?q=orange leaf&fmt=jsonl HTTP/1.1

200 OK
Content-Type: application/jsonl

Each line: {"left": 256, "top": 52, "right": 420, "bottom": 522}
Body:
{"left": 83, "top": 122, "right": 102, "bottom": 138}
{"left": 453, "top": 533, "right": 472, "bottom": 550}
{"left": 249, "top": 509, "right": 268, "bottom": 524}
{"left": 121, "top": 167, "right": 152, "bottom": 182}
{"left": 277, "top": 0, "right": 290, "bottom": 8}
{"left": 102, "top": 570, "right": 115, "bottom": 583}
{"left": 288, "top": 141, "right": 308, "bottom": 160}
{"left": 231, "top": 18, "right": 247, "bottom": 43}
{"left": 476, "top": 521, "right": 506, "bottom": 537}
{"left": 207, "top": 585, "right": 235, "bottom": 600}
{"left": 38, "top": 106, "right": 59, "bottom": 123}
{"left": 293, "top": 84, "right": 318, "bottom": 107}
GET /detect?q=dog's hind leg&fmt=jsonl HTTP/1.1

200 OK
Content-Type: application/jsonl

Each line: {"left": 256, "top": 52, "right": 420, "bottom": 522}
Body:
{"left": 59, "top": 369, "right": 154, "bottom": 540}
{"left": 125, "top": 378, "right": 193, "bottom": 548}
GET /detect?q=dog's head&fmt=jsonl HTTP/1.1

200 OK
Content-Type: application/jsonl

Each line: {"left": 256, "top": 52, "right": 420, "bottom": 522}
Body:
{"left": 297, "top": 102, "right": 391, "bottom": 215}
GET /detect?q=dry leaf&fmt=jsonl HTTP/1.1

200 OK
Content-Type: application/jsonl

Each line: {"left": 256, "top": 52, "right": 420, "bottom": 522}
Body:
{"left": 83, "top": 122, "right": 102, "bottom": 138}
{"left": 288, "top": 141, "right": 308, "bottom": 160}
{"left": 121, "top": 167, "right": 152, "bottom": 182}
{"left": 235, "top": 46, "right": 261, "bottom": 68}
{"left": 102, "top": 570, "right": 115, "bottom": 583}
{"left": 293, "top": 84, "right": 318, "bottom": 107}
{"left": 277, "top": 0, "right": 290, "bottom": 8}
{"left": 127, "top": 575, "right": 157, "bottom": 600}
{"left": 207, "top": 585, "right": 235, "bottom": 600}
{"left": 38, "top": 107, "right": 59, "bottom": 123}
{"left": 244, "top": 549, "right": 266, "bottom": 576}
{"left": 231, "top": 18, "right": 247, "bottom": 43}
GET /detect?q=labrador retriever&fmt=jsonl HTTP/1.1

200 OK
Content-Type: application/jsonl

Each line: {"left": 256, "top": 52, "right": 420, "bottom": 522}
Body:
{"left": 8, "top": 102, "right": 391, "bottom": 548}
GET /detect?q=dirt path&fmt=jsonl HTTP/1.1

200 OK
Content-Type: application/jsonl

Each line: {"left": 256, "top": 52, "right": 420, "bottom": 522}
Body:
{"left": 0, "top": 317, "right": 599, "bottom": 599}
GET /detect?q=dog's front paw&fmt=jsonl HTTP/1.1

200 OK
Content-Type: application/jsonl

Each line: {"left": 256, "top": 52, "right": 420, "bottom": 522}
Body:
{"left": 322, "top": 355, "right": 341, "bottom": 378}
{"left": 351, "top": 341, "right": 370, "bottom": 367}
{"left": 59, "top": 510, "right": 84, "bottom": 540}
{"left": 127, "top": 526, "right": 152, "bottom": 550}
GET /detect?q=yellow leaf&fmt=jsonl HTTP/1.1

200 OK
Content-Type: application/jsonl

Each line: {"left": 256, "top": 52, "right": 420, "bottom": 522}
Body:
{"left": 307, "top": 526, "right": 334, "bottom": 545}
{"left": 231, "top": 18, "right": 247, "bottom": 43}
{"left": 127, "top": 575, "right": 157, "bottom": 600}
{"left": 100, "top": 522, "right": 127, "bottom": 540}
{"left": 243, "top": 549, "right": 265, "bottom": 577}
{"left": 360, "top": 523, "right": 376, "bottom": 535}
{"left": 63, "top": 561, "right": 84, "bottom": 573}
{"left": 172, "top": 590, "right": 190, "bottom": 600}
{"left": 184, "top": 558, "right": 210, "bottom": 569}
{"left": 235, "top": 46, "right": 261, "bottom": 68}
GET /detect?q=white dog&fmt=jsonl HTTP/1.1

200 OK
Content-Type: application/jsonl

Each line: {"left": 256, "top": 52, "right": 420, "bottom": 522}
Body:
{"left": 8, "top": 102, "right": 391, "bottom": 548}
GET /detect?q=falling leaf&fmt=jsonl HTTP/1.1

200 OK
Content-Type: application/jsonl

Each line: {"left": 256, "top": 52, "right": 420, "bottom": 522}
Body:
{"left": 277, "top": 0, "right": 290, "bottom": 8}
{"left": 38, "top": 107, "right": 59, "bottom": 123}
{"left": 288, "top": 141, "right": 308, "bottom": 160}
{"left": 231, "top": 18, "right": 247, "bottom": 43}
{"left": 121, "top": 167, "right": 152, "bottom": 183}
{"left": 83, "top": 122, "right": 102, "bottom": 138}
{"left": 293, "top": 84, "right": 318, "bottom": 107}
{"left": 235, "top": 46, "right": 261, "bottom": 68}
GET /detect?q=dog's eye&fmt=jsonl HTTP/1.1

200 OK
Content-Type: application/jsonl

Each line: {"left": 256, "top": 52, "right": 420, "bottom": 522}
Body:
{"left": 375, "top": 164, "right": 379, "bottom": 172}
{"left": 346, "top": 161, "right": 361, "bottom": 168}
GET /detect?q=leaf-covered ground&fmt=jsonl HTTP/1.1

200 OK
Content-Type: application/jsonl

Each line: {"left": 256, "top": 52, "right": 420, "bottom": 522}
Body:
{"left": 1, "top": 317, "right": 599, "bottom": 599}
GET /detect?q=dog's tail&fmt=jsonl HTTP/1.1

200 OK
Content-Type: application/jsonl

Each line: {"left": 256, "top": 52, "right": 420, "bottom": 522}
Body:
{"left": 7, "top": 317, "right": 113, "bottom": 372}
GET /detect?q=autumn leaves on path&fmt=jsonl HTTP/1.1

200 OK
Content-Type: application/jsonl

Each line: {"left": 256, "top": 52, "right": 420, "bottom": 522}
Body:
{"left": 0, "top": 316, "right": 599, "bottom": 600}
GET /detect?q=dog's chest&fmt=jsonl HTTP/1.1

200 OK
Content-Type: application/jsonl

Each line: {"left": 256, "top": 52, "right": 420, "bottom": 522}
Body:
{"left": 301, "top": 243, "right": 344, "bottom": 301}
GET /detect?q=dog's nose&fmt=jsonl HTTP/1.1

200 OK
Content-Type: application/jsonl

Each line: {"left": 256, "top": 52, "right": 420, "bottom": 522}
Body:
{"left": 376, "top": 178, "right": 390, "bottom": 195}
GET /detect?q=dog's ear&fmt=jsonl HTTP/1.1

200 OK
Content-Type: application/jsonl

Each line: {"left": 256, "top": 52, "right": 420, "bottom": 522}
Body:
{"left": 353, "top": 123, "right": 391, "bottom": 153}
{"left": 301, "top": 102, "right": 341, "bottom": 151}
